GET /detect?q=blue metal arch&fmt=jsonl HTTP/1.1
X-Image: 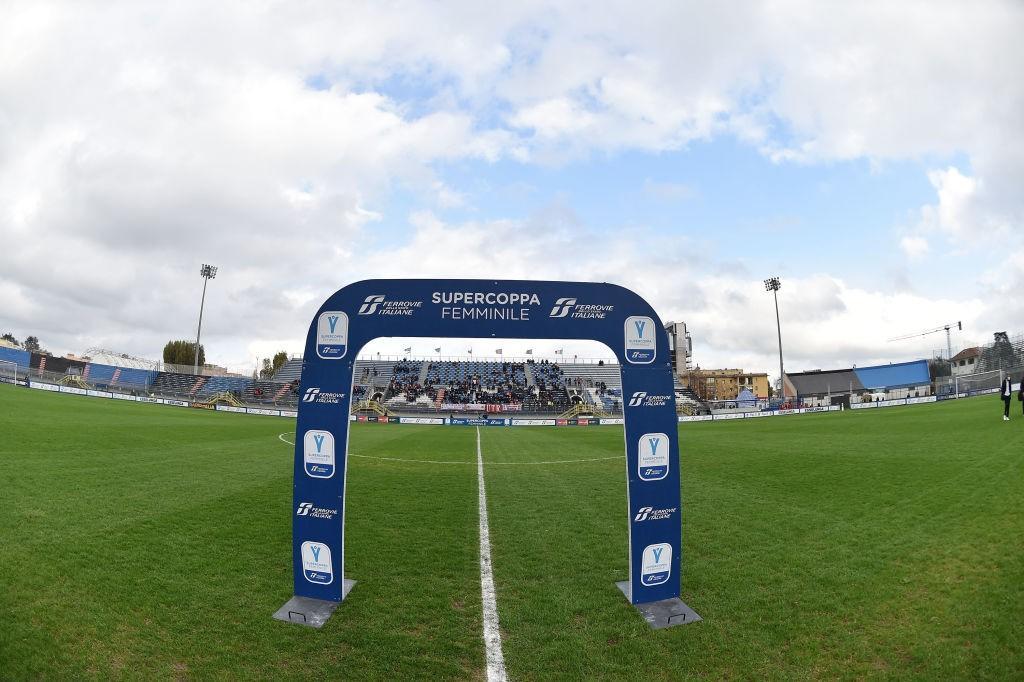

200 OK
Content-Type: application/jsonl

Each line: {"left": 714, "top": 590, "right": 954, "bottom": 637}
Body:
{"left": 287, "top": 279, "right": 683, "bottom": 612}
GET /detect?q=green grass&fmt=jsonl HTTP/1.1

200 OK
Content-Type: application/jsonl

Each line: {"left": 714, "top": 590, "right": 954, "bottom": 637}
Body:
{"left": 1, "top": 383, "right": 1022, "bottom": 680}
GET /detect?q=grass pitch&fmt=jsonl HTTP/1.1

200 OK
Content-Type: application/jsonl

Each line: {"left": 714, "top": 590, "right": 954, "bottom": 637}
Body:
{"left": 1, "top": 383, "right": 1022, "bottom": 680}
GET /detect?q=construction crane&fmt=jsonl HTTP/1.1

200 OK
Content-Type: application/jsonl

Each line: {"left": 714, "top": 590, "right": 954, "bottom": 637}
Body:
{"left": 887, "top": 321, "right": 962, "bottom": 360}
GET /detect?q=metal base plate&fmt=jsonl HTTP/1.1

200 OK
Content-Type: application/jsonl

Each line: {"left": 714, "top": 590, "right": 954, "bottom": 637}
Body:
{"left": 273, "top": 580, "right": 356, "bottom": 628}
{"left": 616, "top": 581, "right": 702, "bottom": 629}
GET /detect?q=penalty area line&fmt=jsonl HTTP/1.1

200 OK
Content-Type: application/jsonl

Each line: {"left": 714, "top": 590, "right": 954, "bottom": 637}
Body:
{"left": 476, "top": 427, "right": 507, "bottom": 682}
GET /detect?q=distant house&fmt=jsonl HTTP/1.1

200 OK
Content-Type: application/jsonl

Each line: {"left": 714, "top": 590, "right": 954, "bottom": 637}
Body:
{"left": 679, "top": 368, "right": 770, "bottom": 400}
{"left": 948, "top": 347, "right": 980, "bottom": 377}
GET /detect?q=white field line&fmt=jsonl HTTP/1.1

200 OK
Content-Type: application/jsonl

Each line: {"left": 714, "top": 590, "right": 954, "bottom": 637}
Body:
{"left": 278, "top": 433, "right": 620, "bottom": 465}
{"left": 476, "top": 427, "right": 507, "bottom": 682}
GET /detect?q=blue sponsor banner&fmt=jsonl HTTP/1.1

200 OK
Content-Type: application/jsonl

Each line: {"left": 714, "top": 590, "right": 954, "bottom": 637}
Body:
{"left": 621, "top": 364, "right": 682, "bottom": 603}
{"left": 291, "top": 279, "right": 682, "bottom": 606}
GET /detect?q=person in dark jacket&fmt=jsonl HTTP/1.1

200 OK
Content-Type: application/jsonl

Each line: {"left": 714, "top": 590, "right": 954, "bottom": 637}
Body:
{"left": 1019, "top": 376, "right": 1024, "bottom": 416}
{"left": 1000, "top": 376, "right": 1013, "bottom": 420}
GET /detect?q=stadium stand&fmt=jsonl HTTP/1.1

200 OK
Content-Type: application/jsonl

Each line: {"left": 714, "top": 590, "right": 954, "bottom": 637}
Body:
{"left": 85, "top": 363, "right": 118, "bottom": 386}
{"left": 196, "top": 375, "right": 250, "bottom": 396}
{"left": 785, "top": 359, "right": 932, "bottom": 406}
{"left": 675, "top": 385, "right": 710, "bottom": 415}
{"left": 355, "top": 360, "right": 398, "bottom": 386}
{"left": 554, "top": 362, "right": 625, "bottom": 412}
{"left": 526, "top": 360, "right": 571, "bottom": 412}
{"left": 384, "top": 361, "right": 426, "bottom": 403}
{"left": 974, "top": 332, "right": 1024, "bottom": 373}
{"left": 371, "top": 359, "right": 569, "bottom": 412}
{"left": 853, "top": 361, "right": 931, "bottom": 391}
{"left": 151, "top": 372, "right": 204, "bottom": 398}
{"left": 110, "top": 367, "right": 156, "bottom": 389}
{"left": 426, "top": 361, "right": 529, "bottom": 407}
{"left": 245, "top": 380, "right": 289, "bottom": 404}
{"left": 273, "top": 380, "right": 299, "bottom": 402}
{"left": 11, "top": 349, "right": 732, "bottom": 415}
{"left": 272, "top": 358, "right": 303, "bottom": 383}
{"left": 30, "top": 354, "right": 86, "bottom": 376}
{"left": 0, "top": 346, "right": 32, "bottom": 370}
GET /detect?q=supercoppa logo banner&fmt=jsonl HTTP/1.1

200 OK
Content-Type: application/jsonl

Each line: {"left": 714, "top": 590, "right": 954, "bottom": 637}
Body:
{"left": 638, "top": 432, "right": 669, "bottom": 481}
{"left": 641, "top": 543, "right": 672, "bottom": 586}
{"left": 316, "top": 311, "right": 348, "bottom": 359}
{"left": 624, "top": 316, "right": 656, "bottom": 363}
{"left": 301, "top": 541, "right": 334, "bottom": 585}
{"left": 303, "top": 430, "right": 335, "bottom": 478}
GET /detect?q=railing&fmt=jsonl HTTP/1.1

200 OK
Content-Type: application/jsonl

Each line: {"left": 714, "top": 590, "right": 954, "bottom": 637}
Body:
{"left": 197, "top": 391, "right": 246, "bottom": 408}
{"left": 351, "top": 400, "right": 390, "bottom": 416}
{"left": 559, "top": 402, "right": 609, "bottom": 419}
{"left": 160, "top": 362, "right": 246, "bottom": 377}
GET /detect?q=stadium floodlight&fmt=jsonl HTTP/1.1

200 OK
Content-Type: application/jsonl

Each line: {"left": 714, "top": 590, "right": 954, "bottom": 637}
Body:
{"left": 193, "top": 264, "right": 218, "bottom": 375}
{"left": 764, "top": 277, "right": 785, "bottom": 399}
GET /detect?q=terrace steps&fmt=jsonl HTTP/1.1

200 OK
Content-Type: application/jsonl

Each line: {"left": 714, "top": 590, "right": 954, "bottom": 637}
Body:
{"left": 189, "top": 376, "right": 208, "bottom": 395}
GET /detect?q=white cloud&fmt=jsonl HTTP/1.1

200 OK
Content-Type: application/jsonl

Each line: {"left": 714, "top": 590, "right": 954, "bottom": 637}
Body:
{"left": 355, "top": 213, "right": 985, "bottom": 379}
{"left": 900, "top": 235, "right": 930, "bottom": 259}
{"left": 0, "top": 1, "right": 517, "bottom": 370}
{"left": 916, "top": 166, "right": 1016, "bottom": 243}
{"left": 642, "top": 179, "right": 696, "bottom": 202}
{"left": 899, "top": 165, "right": 1020, "bottom": 260}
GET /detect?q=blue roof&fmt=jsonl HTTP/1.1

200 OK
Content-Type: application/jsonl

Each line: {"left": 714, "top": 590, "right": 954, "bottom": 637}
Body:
{"left": 852, "top": 360, "right": 931, "bottom": 390}
{"left": 0, "top": 346, "right": 31, "bottom": 368}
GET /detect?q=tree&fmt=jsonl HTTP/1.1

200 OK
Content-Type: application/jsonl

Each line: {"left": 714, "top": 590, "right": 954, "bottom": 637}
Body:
{"left": 1, "top": 333, "right": 18, "bottom": 347}
{"left": 257, "top": 351, "right": 289, "bottom": 380}
{"left": 23, "top": 336, "right": 40, "bottom": 352}
{"left": 272, "top": 351, "right": 288, "bottom": 373}
{"left": 928, "top": 357, "right": 951, "bottom": 379}
{"left": 163, "top": 340, "right": 205, "bottom": 367}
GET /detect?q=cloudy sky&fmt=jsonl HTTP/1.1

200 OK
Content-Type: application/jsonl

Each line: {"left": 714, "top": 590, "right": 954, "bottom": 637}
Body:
{"left": 2, "top": 1, "right": 1022, "bottom": 379}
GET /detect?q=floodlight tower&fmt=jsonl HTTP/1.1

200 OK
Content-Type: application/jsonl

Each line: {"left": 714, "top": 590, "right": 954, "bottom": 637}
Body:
{"left": 194, "top": 264, "right": 218, "bottom": 375}
{"left": 765, "top": 277, "right": 785, "bottom": 398}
